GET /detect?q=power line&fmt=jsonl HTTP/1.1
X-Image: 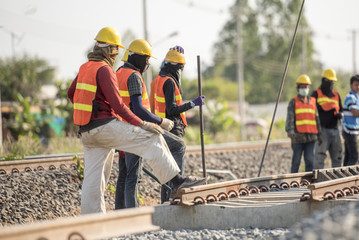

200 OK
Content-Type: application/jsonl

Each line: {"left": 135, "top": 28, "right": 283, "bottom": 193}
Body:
{"left": 167, "top": 0, "right": 230, "bottom": 14}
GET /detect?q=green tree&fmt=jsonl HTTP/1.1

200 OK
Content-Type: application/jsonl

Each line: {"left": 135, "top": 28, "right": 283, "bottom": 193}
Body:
{"left": 205, "top": 0, "right": 321, "bottom": 104}
{"left": 0, "top": 55, "right": 55, "bottom": 101}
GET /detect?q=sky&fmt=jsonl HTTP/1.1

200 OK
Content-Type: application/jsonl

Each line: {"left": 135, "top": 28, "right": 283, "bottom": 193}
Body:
{"left": 0, "top": 0, "right": 358, "bottom": 81}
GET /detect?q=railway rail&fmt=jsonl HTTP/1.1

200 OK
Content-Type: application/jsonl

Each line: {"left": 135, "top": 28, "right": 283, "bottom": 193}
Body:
{"left": 171, "top": 165, "right": 359, "bottom": 206}
{"left": 0, "top": 139, "right": 291, "bottom": 174}
{"left": 0, "top": 207, "right": 158, "bottom": 240}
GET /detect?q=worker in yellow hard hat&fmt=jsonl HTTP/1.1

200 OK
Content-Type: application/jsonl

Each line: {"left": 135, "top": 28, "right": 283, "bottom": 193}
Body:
{"left": 311, "top": 68, "right": 343, "bottom": 169}
{"left": 150, "top": 46, "right": 206, "bottom": 203}
{"left": 285, "top": 74, "right": 321, "bottom": 173}
{"left": 67, "top": 28, "right": 204, "bottom": 215}
{"left": 114, "top": 41, "right": 206, "bottom": 209}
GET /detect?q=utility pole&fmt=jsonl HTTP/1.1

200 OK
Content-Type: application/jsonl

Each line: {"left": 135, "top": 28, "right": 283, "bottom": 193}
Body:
{"left": 352, "top": 30, "right": 358, "bottom": 74}
{"left": 301, "top": 25, "right": 307, "bottom": 74}
{"left": 142, "top": 0, "right": 152, "bottom": 92}
{"left": 236, "top": 3, "right": 246, "bottom": 141}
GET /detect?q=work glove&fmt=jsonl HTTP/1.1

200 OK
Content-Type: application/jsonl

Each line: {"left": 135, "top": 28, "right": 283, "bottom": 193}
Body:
{"left": 160, "top": 118, "right": 174, "bottom": 131}
{"left": 170, "top": 45, "right": 184, "bottom": 54}
{"left": 335, "top": 112, "right": 343, "bottom": 120}
{"left": 139, "top": 121, "right": 164, "bottom": 134}
{"left": 191, "top": 95, "right": 205, "bottom": 107}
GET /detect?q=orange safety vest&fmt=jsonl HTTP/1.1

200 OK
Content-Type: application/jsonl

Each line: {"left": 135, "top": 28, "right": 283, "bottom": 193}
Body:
{"left": 294, "top": 96, "right": 318, "bottom": 134}
{"left": 316, "top": 89, "right": 340, "bottom": 113}
{"left": 116, "top": 68, "right": 150, "bottom": 120}
{"left": 73, "top": 61, "right": 106, "bottom": 126}
{"left": 152, "top": 75, "right": 187, "bottom": 126}
{"left": 150, "top": 80, "right": 156, "bottom": 113}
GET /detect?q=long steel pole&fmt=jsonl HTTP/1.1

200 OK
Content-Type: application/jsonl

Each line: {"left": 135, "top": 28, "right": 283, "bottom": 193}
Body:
{"left": 197, "top": 56, "right": 206, "bottom": 180}
{"left": 257, "top": 0, "right": 306, "bottom": 177}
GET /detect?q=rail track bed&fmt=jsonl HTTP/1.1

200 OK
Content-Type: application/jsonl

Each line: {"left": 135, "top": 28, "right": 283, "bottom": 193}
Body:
{"left": 2, "top": 140, "right": 359, "bottom": 239}
{"left": 0, "top": 140, "right": 290, "bottom": 175}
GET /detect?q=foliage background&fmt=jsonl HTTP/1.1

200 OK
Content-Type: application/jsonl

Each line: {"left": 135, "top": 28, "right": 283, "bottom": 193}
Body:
{"left": 0, "top": 0, "right": 354, "bottom": 157}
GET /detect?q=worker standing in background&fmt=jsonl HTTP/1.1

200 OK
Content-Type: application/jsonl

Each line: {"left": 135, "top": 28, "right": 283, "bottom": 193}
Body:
{"left": 286, "top": 75, "right": 321, "bottom": 173}
{"left": 67, "top": 27, "right": 205, "bottom": 214}
{"left": 151, "top": 46, "right": 205, "bottom": 202}
{"left": 311, "top": 69, "right": 343, "bottom": 169}
{"left": 342, "top": 75, "right": 359, "bottom": 166}
{"left": 115, "top": 40, "right": 197, "bottom": 209}
{"left": 151, "top": 46, "right": 205, "bottom": 138}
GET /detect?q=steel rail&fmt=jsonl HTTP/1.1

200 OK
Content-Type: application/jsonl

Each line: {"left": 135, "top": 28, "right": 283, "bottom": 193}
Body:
{"left": 0, "top": 140, "right": 291, "bottom": 174}
{"left": 171, "top": 172, "right": 312, "bottom": 206}
{"left": 306, "top": 175, "right": 359, "bottom": 201}
{"left": 172, "top": 166, "right": 359, "bottom": 205}
{"left": 0, "top": 207, "right": 158, "bottom": 240}
{"left": 0, "top": 154, "right": 83, "bottom": 174}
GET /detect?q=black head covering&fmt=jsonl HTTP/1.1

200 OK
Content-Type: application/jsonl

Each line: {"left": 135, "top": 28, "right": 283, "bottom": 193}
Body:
{"left": 127, "top": 53, "right": 149, "bottom": 73}
{"left": 320, "top": 77, "right": 334, "bottom": 97}
{"left": 159, "top": 62, "right": 184, "bottom": 93}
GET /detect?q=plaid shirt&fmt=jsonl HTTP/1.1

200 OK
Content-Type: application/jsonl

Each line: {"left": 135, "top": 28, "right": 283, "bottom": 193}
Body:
{"left": 124, "top": 62, "right": 143, "bottom": 96}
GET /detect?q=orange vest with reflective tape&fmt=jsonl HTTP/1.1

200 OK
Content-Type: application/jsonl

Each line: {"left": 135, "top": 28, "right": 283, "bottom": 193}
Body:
{"left": 73, "top": 61, "right": 106, "bottom": 126}
{"left": 152, "top": 75, "right": 187, "bottom": 126}
{"left": 116, "top": 68, "right": 150, "bottom": 122}
{"left": 294, "top": 96, "right": 318, "bottom": 134}
{"left": 316, "top": 89, "right": 340, "bottom": 113}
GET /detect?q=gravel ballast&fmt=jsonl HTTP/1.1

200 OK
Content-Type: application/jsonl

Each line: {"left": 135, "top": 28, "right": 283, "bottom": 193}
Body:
{"left": 1, "top": 145, "right": 356, "bottom": 239}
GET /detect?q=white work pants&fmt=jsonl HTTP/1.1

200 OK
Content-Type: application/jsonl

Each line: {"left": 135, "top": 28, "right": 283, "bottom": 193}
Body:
{"left": 80, "top": 118, "right": 180, "bottom": 214}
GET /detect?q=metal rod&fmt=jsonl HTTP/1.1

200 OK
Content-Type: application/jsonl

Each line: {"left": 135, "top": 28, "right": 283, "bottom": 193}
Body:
{"left": 142, "top": 167, "right": 172, "bottom": 192}
{"left": 197, "top": 55, "right": 206, "bottom": 179}
{"left": 257, "top": 0, "right": 306, "bottom": 177}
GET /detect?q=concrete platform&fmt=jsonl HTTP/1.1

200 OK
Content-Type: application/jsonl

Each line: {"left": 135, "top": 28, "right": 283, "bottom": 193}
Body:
{"left": 153, "top": 189, "right": 359, "bottom": 230}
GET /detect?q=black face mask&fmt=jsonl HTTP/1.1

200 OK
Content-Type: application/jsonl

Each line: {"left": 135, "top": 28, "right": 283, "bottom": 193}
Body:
{"left": 320, "top": 78, "right": 334, "bottom": 96}
{"left": 160, "top": 63, "right": 183, "bottom": 83}
{"left": 127, "top": 54, "right": 149, "bottom": 73}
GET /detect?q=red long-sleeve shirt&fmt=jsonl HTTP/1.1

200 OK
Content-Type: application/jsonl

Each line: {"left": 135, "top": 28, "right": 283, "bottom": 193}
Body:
{"left": 67, "top": 64, "right": 142, "bottom": 126}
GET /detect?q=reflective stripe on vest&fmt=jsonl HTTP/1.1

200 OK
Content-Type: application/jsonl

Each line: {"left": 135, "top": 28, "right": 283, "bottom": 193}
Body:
{"left": 152, "top": 75, "right": 187, "bottom": 126}
{"left": 73, "top": 61, "right": 106, "bottom": 126}
{"left": 316, "top": 89, "right": 340, "bottom": 113}
{"left": 116, "top": 68, "right": 150, "bottom": 122}
{"left": 294, "top": 96, "right": 318, "bottom": 134}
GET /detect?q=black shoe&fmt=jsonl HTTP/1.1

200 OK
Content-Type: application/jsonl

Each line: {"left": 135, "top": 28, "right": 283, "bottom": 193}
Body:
{"left": 173, "top": 176, "right": 207, "bottom": 192}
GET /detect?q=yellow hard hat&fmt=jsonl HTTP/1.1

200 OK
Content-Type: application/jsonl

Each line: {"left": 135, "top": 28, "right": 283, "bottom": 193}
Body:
{"left": 164, "top": 49, "right": 185, "bottom": 65}
{"left": 94, "top": 27, "right": 124, "bottom": 49}
{"left": 322, "top": 68, "right": 337, "bottom": 81}
{"left": 121, "top": 49, "right": 129, "bottom": 62}
{"left": 127, "top": 39, "right": 156, "bottom": 59}
{"left": 296, "top": 74, "right": 311, "bottom": 85}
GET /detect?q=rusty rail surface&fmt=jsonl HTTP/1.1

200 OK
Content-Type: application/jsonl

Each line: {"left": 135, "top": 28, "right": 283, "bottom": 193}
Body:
{"left": 303, "top": 175, "right": 359, "bottom": 201}
{"left": 0, "top": 154, "right": 83, "bottom": 174}
{"left": 0, "top": 207, "right": 158, "bottom": 240}
{"left": 0, "top": 140, "right": 291, "bottom": 174}
{"left": 172, "top": 166, "right": 359, "bottom": 206}
{"left": 171, "top": 172, "right": 312, "bottom": 206}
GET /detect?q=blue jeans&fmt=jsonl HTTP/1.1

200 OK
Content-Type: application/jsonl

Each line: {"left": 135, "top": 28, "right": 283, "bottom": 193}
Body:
{"left": 160, "top": 132, "right": 186, "bottom": 203}
{"left": 342, "top": 130, "right": 359, "bottom": 166}
{"left": 115, "top": 130, "right": 186, "bottom": 208}
{"left": 115, "top": 151, "right": 143, "bottom": 208}
{"left": 314, "top": 128, "right": 343, "bottom": 169}
{"left": 115, "top": 153, "right": 126, "bottom": 209}
{"left": 291, "top": 141, "right": 315, "bottom": 173}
